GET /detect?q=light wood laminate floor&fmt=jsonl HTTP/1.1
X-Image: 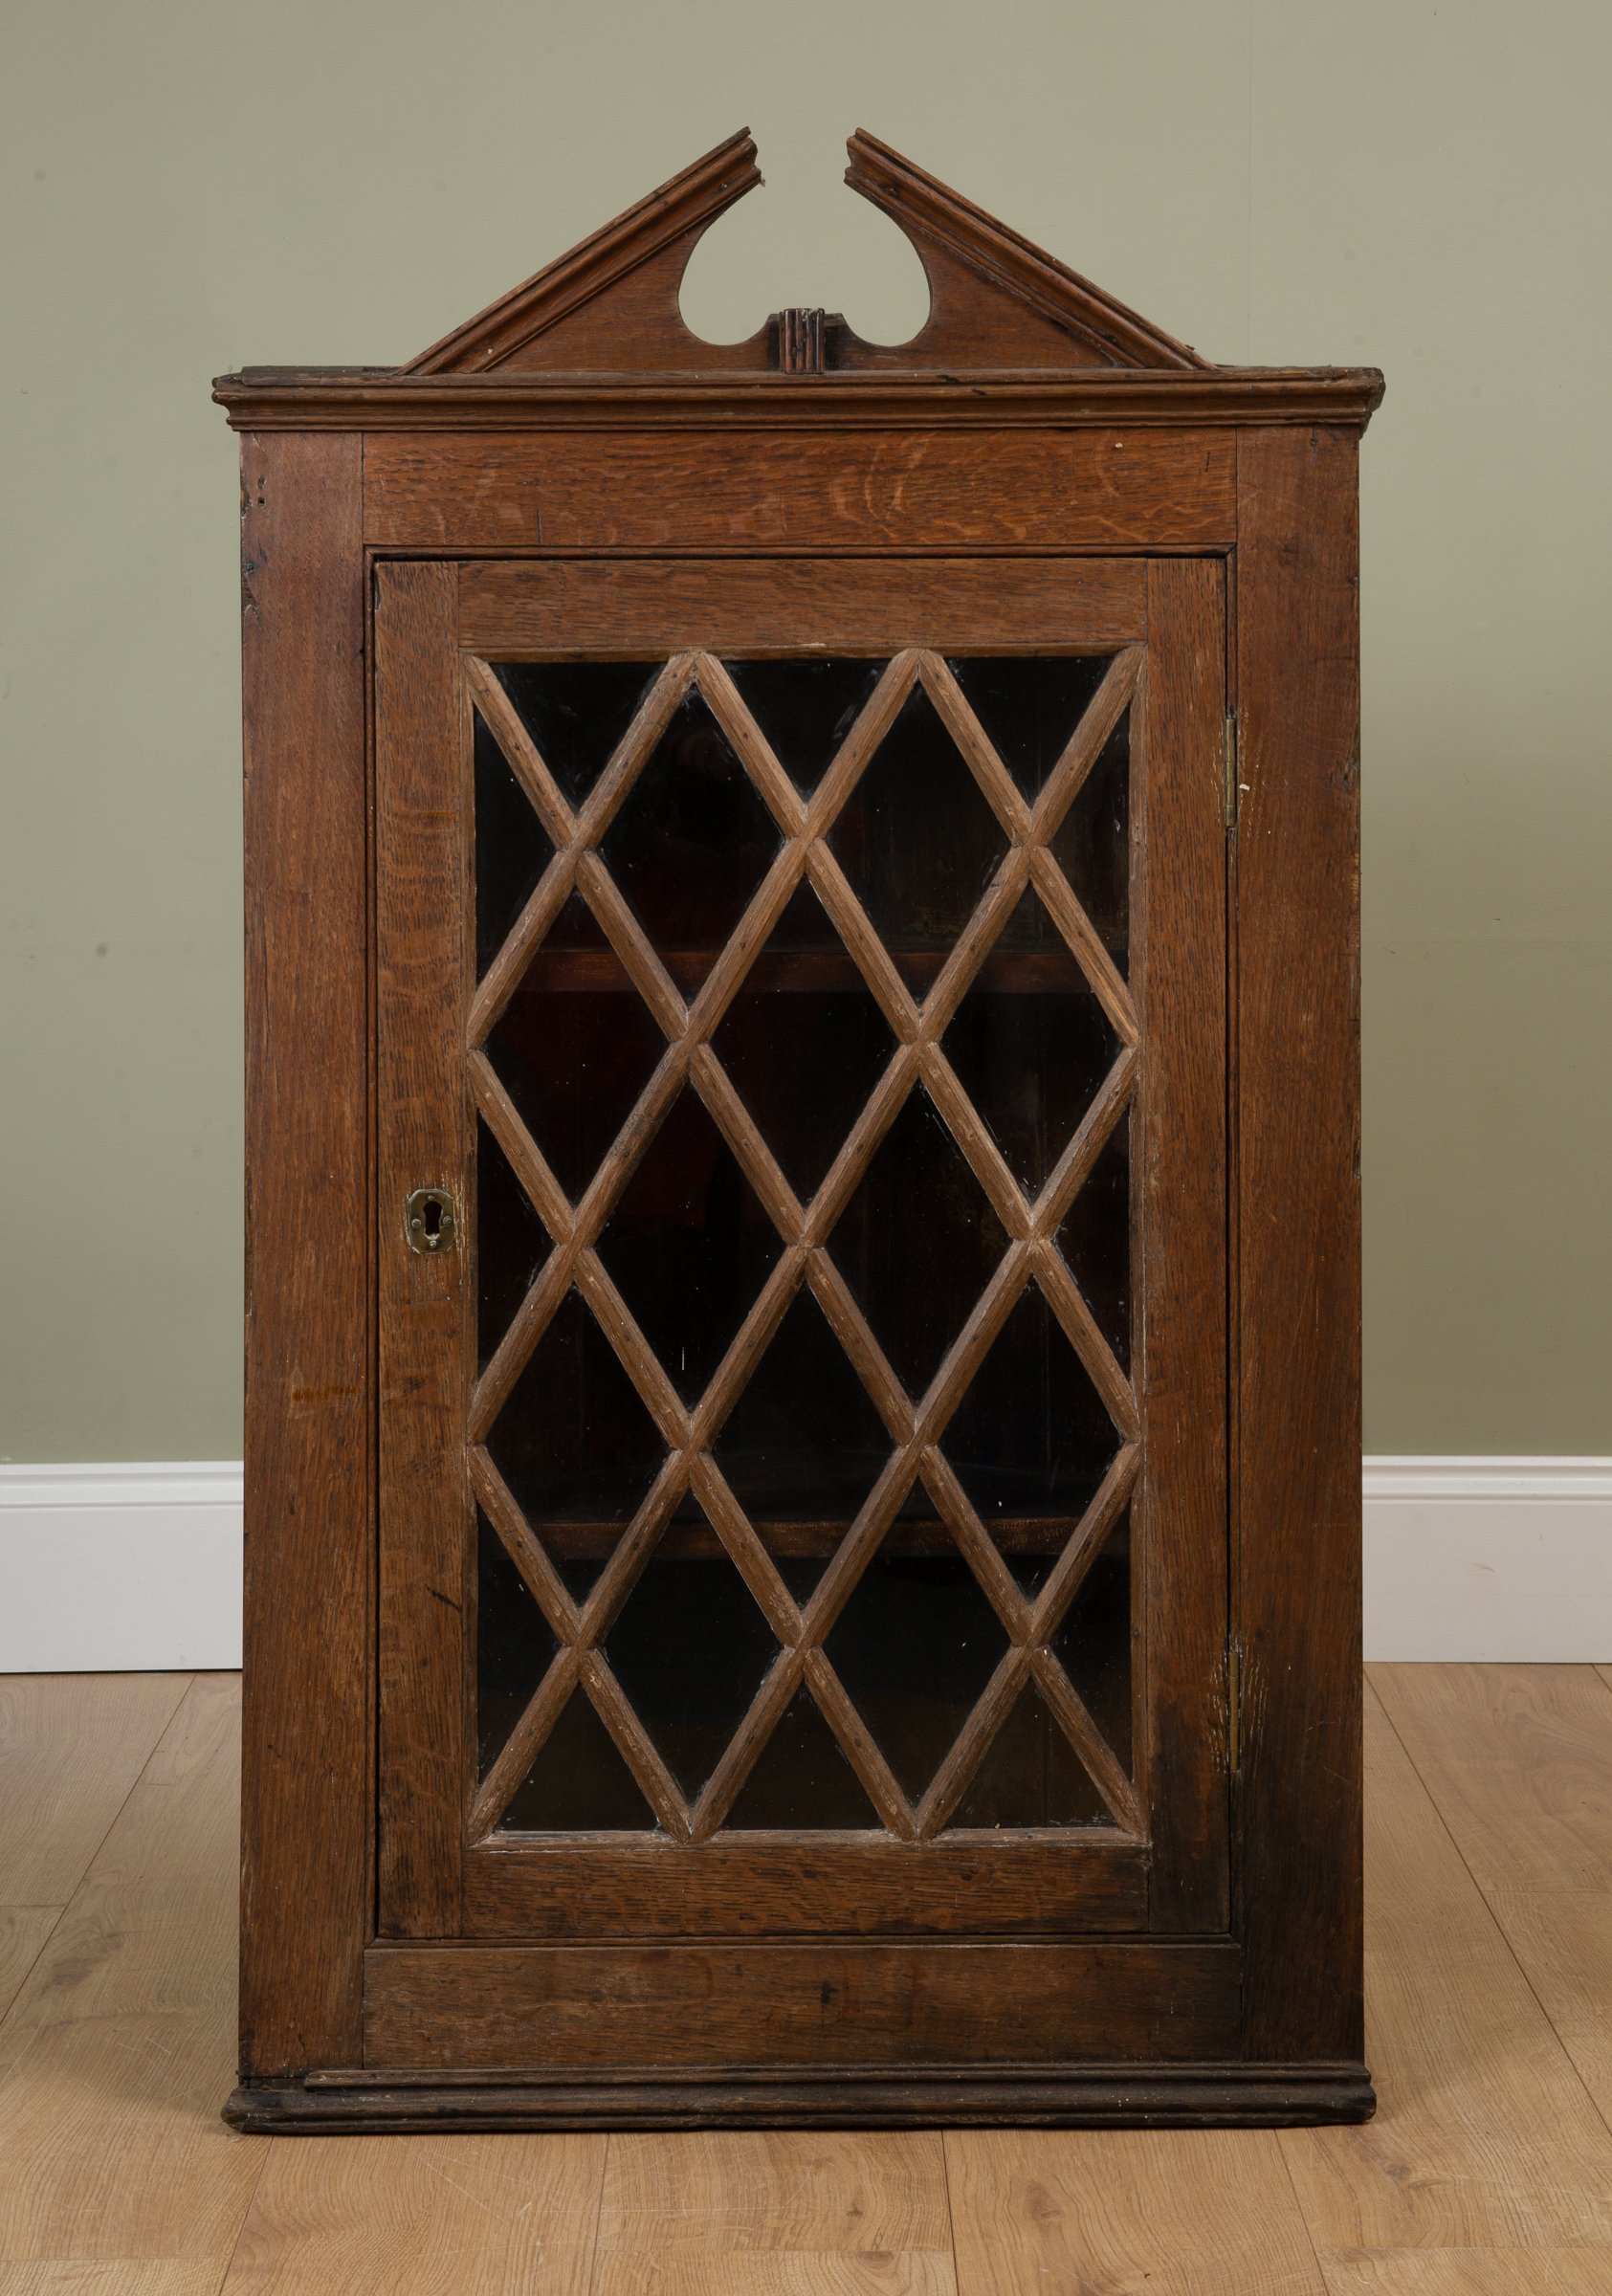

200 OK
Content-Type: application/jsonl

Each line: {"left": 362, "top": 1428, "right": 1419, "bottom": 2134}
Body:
{"left": 2, "top": 1666, "right": 1610, "bottom": 2292}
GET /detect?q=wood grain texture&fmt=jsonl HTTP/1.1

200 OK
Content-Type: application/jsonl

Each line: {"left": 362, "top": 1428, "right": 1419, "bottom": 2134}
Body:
{"left": 1379, "top": 1663, "right": 1612, "bottom": 2133}
{"left": 0, "top": 1673, "right": 189, "bottom": 1905}
{"left": 1314, "top": 2256, "right": 1612, "bottom": 2293}
{"left": 1234, "top": 425, "right": 1364, "bottom": 2062}
{"left": 0, "top": 1911, "right": 58, "bottom": 2027}
{"left": 1372, "top": 1664, "right": 1612, "bottom": 1892}
{"left": 375, "top": 561, "right": 468, "bottom": 1939}
{"left": 0, "top": 1677, "right": 265, "bottom": 2270}
{"left": 219, "top": 2130, "right": 604, "bottom": 2295}
{"left": 364, "top": 431, "right": 1235, "bottom": 553}
{"left": 239, "top": 429, "right": 371, "bottom": 2078}
{"left": 458, "top": 556, "right": 1148, "bottom": 655}
{"left": 1137, "top": 559, "right": 1228, "bottom": 1931}
{"left": 594, "top": 2261, "right": 954, "bottom": 2296}
{"left": 0, "top": 2266, "right": 232, "bottom": 2295}
{"left": 946, "top": 2126, "right": 1327, "bottom": 2294}
{"left": 598, "top": 2128, "right": 951, "bottom": 2252}
{"left": 1277, "top": 1684, "right": 1612, "bottom": 2251}
{"left": 362, "top": 1942, "right": 1240, "bottom": 2068}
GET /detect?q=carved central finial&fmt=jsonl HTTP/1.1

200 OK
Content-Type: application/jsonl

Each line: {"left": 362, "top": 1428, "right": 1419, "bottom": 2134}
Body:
{"left": 774, "top": 309, "right": 827, "bottom": 374}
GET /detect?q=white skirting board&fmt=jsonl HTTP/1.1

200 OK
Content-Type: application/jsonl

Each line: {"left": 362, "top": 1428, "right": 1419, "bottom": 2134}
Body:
{"left": 0, "top": 1464, "right": 243, "bottom": 1673}
{"left": 1361, "top": 1457, "right": 1612, "bottom": 1663}
{"left": 1, "top": 1457, "right": 1609, "bottom": 1671}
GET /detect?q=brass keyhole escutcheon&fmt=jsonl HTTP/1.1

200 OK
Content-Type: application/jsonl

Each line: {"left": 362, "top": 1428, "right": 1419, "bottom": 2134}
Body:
{"left": 405, "top": 1186, "right": 456, "bottom": 1255}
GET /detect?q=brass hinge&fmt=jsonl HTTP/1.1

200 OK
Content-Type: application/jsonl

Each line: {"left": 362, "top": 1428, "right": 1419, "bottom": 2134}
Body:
{"left": 1227, "top": 1643, "right": 1242, "bottom": 1776}
{"left": 1223, "top": 712, "right": 1241, "bottom": 830}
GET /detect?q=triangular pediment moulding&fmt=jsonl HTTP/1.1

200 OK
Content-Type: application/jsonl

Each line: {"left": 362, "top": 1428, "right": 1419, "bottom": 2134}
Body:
{"left": 214, "top": 130, "right": 1381, "bottom": 428}
{"left": 403, "top": 128, "right": 1212, "bottom": 379}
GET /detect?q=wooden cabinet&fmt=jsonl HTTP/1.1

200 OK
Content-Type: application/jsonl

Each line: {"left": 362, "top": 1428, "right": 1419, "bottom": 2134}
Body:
{"left": 216, "top": 130, "right": 1382, "bottom": 2132}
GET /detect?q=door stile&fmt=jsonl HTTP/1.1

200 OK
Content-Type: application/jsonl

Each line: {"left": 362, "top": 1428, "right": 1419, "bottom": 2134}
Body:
{"left": 376, "top": 559, "right": 469, "bottom": 1938}
{"left": 1139, "top": 557, "right": 1230, "bottom": 1932}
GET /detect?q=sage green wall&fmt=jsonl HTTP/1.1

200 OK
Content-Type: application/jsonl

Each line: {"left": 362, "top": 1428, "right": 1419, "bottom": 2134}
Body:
{"left": 3, "top": 1, "right": 1607, "bottom": 1461}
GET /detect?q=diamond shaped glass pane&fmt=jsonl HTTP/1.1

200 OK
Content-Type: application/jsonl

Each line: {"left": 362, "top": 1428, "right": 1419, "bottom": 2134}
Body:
{"left": 721, "top": 658, "right": 886, "bottom": 795}
{"left": 825, "top": 1531, "right": 1009, "bottom": 1802}
{"left": 492, "top": 661, "right": 662, "bottom": 810}
{"left": 712, "top": 1285, "right": 895, "bottom": 1602}
{"left": 946, "top": 656, "right": 1115, "bottom": 803}
{"left": 724, "top": 1685, "right": 881, "bottom": 1829}
{"left": 475, "top": 710, "right": 555, "bottom": 981}
{"left": 486, "top": 1288, "right": 667, "bottom": 1581}
{"left": 604, "top": 1515, "right": 784, "bottom": 1801}
{"left": 941, "top": 885, "right": 1121, "bottom": 1198}
{"left": 485, "top": 891, "right": 668, "bottom": 1205}
{"left": 475, "top": 1510, "right": 560, "bottom": 1782}
{"left": 1051, "top": 1510, "right": 1133, "bottom": 1774}
{"left": 941, "top": 1279, "right": 1121, "bottom": 1603}
{"left": 1049, "top": 703, "right": 1130, "bottom": 980}
{"left": 942, "top": 1677, "right": 1109, "bottom": 1829}
{"left": 712, "top": 881, "right": 896, "bottom": 1204}
{"left": 826, "top": 684, "right": 1007, "bottom": 996}
{"left": 1055, "top": 1111, "right": 1132, "bottom": 1375}
{"left": 499, "top": 1687, "right": 658, "bottom": 1832}
{"left": 595, "top": 1086, "right": 784, "bottom": 1407}
{"left": 828, "top": 1084, "right": 1010, "bottom": 1402}
{"left": 600, "top": 688, "right": 782, "bottom": 994}
{"left": 476, "top": 1115, "right": 552, "bottom": 1377}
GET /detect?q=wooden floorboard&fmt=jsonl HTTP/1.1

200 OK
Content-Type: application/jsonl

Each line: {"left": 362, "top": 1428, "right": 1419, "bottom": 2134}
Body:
{"left": 1, "top": 1667, "right": 1610, "bottom": 2290}
{"left": 592, "top": 2130, "right": 956, "bottom": 2296}
{"left": 1375, "top": 1661, "right": 1612, "bottom": 2147}
{"left": 220, "top": 2131, "right": 606, "bottom": 2295}
{"left": 0, "top": 1674, "right": 263, "bottom": 2281}
{"left": 1279, "top": 1676, "right": 1612, "bottom": 2274}
{"left": 946, "top": 2126, "right": 1327, "bottom": 2293}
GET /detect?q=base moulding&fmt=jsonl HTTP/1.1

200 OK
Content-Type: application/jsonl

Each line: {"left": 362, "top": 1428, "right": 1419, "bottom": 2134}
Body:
{"left": 225, "top": 2059, "right": 1377, "bottom": 2132}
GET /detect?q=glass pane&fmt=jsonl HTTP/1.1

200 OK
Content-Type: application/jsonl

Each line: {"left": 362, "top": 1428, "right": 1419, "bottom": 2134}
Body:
{"left": 500, "top": 1687, "right": 658, "bottom": 1832}
{"left": 1050, "top": 704, "right": 1130, "bottom": 980}
{"left": 600, "top": 689, "right": 782, "bottom": 993}
{"left": 827, "top": 684, "right": 1007, "bottom": 992}
{"left": 595, "top": 1086, "right": 784, "bottom": 1408}
{"left": 475, "top": 710, "right": 554, "bottom": 980}
{"left": 944, "top": 1678, "right": 1109, "bottom": 1829}
{"left": 1052, "top": 1511, "right": 1133, "bottom": 1774}
{"left": 475, "top": 1510, "right": 559, "bottom": 1781}
{"left": 825, "top": 1539, "right": 1008, "bottom": 1802}
{"left": 722, "top": 658, "right": 886, "bottom": 795}
{"left": 941, "top": 885, "right": 1121, "bottom": 1198}
{"left": 712, "top": 881, "right": 896, "bottom": 1204}
{"left": 946, "top": 656, "right": 1114, "bottom": 802}
{"left": 493, "top": 661, "right": 661, "bottom": 809}
{"left": 940, "top": 1280, "right": 1121, "bottom": 1601}
{"left": 712, "top": 1285, "right": 894, "bottom": 1601}
{"left": 476, "top": 1115, "right": 551, "bottom": 1376}
{"left": 485, "top": 891, "right": 669, "bottom": 1205}
{"left": 486, "top": 1288, "right": 667, "bottom": 1559}
{"left": 604, "top": 1525, "right": 783, "bottom": 1801}
{"left": 1055, "top": 1114, "right": 1132, "bottom": 1374}
{"left": 829, "top": 1085, "right": 1010, "bottom": 1402}
{"left": 725, "top": 1685, "right": 880, "bottom": 1828}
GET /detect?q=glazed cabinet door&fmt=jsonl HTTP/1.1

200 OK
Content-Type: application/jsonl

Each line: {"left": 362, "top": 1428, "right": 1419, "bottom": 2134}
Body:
{"left": 370, "top": 556, "right": 1229, "bottom": 2070}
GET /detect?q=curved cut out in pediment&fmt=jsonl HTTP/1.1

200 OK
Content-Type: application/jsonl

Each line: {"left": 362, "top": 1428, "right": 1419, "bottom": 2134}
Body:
{"left": 403, "top": 127, "right": 1214, "bottom": 379}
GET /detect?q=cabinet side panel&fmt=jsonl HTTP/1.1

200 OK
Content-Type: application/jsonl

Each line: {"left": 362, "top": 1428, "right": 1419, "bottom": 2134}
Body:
{"left": 1234, "top": 427, "right": 1363, "bottom": 2062}
{"left": 239, "top": 430, "right": 370, "bottom": 2076}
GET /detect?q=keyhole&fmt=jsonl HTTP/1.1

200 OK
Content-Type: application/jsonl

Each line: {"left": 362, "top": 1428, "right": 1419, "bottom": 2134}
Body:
{"left": 422, "top": 1197, "right": 442, "bottom": 1241}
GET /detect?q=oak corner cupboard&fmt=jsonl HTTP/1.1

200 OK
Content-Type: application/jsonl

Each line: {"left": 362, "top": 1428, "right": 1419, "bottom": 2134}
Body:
{"left": 215, "top": 128, "right": 1383, "bottom": 2134}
